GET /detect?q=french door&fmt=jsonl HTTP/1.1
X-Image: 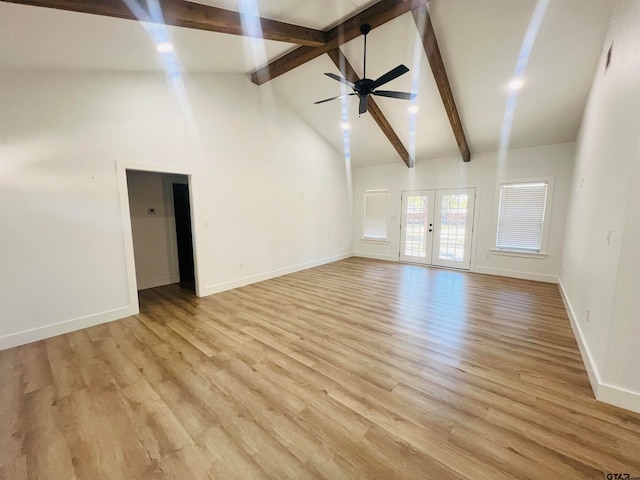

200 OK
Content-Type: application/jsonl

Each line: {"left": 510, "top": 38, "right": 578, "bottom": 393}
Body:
{"left": 400, "top": 188, "right": 476, "bottom": 270}
{"left": 400, "top": 190, "right": 435, "bottom": 264}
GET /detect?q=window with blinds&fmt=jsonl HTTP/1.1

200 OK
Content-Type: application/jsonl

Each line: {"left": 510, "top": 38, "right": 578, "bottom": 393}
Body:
{"left": 363, "top": 189, "right": 389, "bottom": 241}
{"left": 496, "top": 182, "right": 548, "bottom": 252}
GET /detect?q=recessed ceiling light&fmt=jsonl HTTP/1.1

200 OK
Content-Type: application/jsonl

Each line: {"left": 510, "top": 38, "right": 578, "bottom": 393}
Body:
{"left": 156, "top": 42, "right": 174, "bottom": 54}
{"left": 341, "top": 122, "right": 350, "bottom": 131}
{"left": 408, "top": 105, "right": 419, "bottom": 114}
{"left": 509, "top": 78, "right": 524, "bottom": 90}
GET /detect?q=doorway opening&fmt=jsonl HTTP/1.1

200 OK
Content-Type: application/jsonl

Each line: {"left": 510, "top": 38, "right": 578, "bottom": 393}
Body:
{"left": 172, "top": 182, "right": 195, "bottom": 290}
{"left": 400, "top": 188, "right": 476, "bottom": 270}
{"left": 125, "top": 170, "right": 196, "bottom": 294}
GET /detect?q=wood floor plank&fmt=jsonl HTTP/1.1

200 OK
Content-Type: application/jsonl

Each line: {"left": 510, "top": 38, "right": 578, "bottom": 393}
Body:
{"left": 16, "top": 342, "right": 53, "bottom": 395}
{"left": 0, "top": 348, "right": 25, "bottom": 467}
{"left": 2, "top": 257, "right": 640, "bottom": 479}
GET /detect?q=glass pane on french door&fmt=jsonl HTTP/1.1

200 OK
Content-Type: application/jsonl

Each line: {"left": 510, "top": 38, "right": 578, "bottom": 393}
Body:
{"left": 432, "top": 188, "right": 476, "bottom": 270}
{"left": 400, "top": 190, "right": 435, "bottom": 264}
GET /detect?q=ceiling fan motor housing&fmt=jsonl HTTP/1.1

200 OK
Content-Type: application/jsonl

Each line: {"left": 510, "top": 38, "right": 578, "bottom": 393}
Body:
{"left": 355, "top": 78, "right": 375, "bottom": 95}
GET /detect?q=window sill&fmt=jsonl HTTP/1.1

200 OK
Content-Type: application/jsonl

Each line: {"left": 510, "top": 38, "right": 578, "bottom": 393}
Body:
{"left": 489, "top": 249, "right": 547, "bottom": 259}
{"left": 361, "top": 238, "right": 390, "bottom": 245}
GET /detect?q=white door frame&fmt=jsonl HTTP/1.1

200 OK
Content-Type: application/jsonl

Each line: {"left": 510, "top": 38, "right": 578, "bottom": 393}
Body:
{"left": 399, "top": 187, "right": 477, "bottom": 271}
{"left": 116, "top": 162, "right": 202, "bottom": 313}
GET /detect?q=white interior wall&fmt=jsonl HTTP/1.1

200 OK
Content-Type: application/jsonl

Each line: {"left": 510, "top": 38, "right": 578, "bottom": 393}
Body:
{"left": 0, "top": 69, "right": 353, "bottom": 349}
{"left": 560, "top": 0, "right": 640, "bottom": 413}
{"left": 126, "top": 170, "right": 181, "bottom": 290}
{"left": 353, "top": 142, "right": 575, "bottom": 283}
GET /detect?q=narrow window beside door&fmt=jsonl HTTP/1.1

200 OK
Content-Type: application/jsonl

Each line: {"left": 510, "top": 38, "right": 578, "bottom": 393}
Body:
{"left": 362, "top": 189, "right": 390, "bottom": 241}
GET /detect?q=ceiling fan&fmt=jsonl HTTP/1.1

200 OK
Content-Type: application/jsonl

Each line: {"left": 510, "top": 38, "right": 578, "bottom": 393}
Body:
{"left": 314, "top": 24, "right": 416, "bottom": 115}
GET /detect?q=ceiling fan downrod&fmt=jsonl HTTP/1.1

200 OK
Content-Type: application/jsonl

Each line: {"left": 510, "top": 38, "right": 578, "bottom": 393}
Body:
{"left": 361, "top": 24, "right": 371, "bottom": 80}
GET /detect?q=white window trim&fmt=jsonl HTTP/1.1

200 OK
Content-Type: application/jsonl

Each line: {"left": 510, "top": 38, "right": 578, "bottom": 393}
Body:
{"left": 489, "top": 248, "right": 547, "bottom": 259}
{"left": 361, "top": 238, "right": 391, "bottom": 245}
{"left": 361, "top": 188, "right": 390, "bottom": 242}
{"left": 491, "top": 176, "right": 554, "bottom": 257}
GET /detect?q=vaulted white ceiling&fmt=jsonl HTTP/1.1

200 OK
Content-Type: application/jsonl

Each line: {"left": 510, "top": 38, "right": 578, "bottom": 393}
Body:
{"left": 0, "top": 0, "right": 614, "bottom": 167}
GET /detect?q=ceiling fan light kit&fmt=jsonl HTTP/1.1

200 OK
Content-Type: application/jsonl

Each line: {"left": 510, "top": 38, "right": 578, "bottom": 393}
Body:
{"left": 315, "top": 23, "right": 416, "bottom": 115}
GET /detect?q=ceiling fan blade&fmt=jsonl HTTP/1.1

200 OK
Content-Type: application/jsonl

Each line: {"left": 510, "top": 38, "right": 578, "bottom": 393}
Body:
{"left": 314, "top": 93, "right": 356, "bottom": 105}
{"left": 359, "top": 95, "right": 369, "bottom": 115}
{"left": 371, "top": 65, "right": 409, "bottom": 89}
{"left": 372, "top": 90, "right": 416, "bottom": 100}
{"left": 324, "top": 72, "right": 356, "bottom": 89}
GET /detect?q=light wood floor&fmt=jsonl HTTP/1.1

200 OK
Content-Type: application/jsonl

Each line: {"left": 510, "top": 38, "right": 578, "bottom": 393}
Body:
{"left": 2, "top": 258, "right": 640, "bottom": 479}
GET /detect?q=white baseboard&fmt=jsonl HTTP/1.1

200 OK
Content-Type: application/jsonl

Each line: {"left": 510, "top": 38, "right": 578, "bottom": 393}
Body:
{"left": 473, "top": 266, "right": 558, "bottom": 283}
{"left": 597, "top": 382, "right": 640, "bottom": 414}
{"left": 356, "top": 255, "right": 558, "bottom": 283}
{"left": 558, "top": 278, "right": 640, "bottom": 414}
{"left": 0, "top": 254, "right": 353, "bottom": 351}
{"left": 353, "top": 252, "right": 398, "bottom": 262}
{"left": 557, "top": 279, "right": 601, "bottom": 393}
{"left": 0, "top": 305, "right": 139, "bottom": 351}
{"left": 200, "top": 252, "right": 354, "bottom": 297}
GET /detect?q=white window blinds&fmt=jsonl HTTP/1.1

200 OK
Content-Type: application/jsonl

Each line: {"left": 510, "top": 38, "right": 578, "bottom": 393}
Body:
{"left": 496, "top": 182, "right": 548, "bottom": 252}
{"left": 363, "top": 190, "right": 389, "bottom": 240}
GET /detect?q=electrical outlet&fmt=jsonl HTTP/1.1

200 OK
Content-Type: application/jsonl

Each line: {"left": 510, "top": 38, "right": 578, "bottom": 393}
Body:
{"left": 586, "top": 308, "right": 591, "bottom": 323}
{"left": 239, "top": 263, "right": 244, "bottom": 270}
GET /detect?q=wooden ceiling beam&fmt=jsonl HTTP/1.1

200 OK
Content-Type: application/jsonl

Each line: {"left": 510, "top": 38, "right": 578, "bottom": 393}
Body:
{"left": 251, "top": 0, "right": 428, "bottom": 85}
{"left": 327, "top": 49, "right": 413, "bottom": 168}
{"left": 412, "top": 5, "right": 470, "bottom": 162}
{"left": 1, "top": 0, "right": 327, "bottom": 47}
